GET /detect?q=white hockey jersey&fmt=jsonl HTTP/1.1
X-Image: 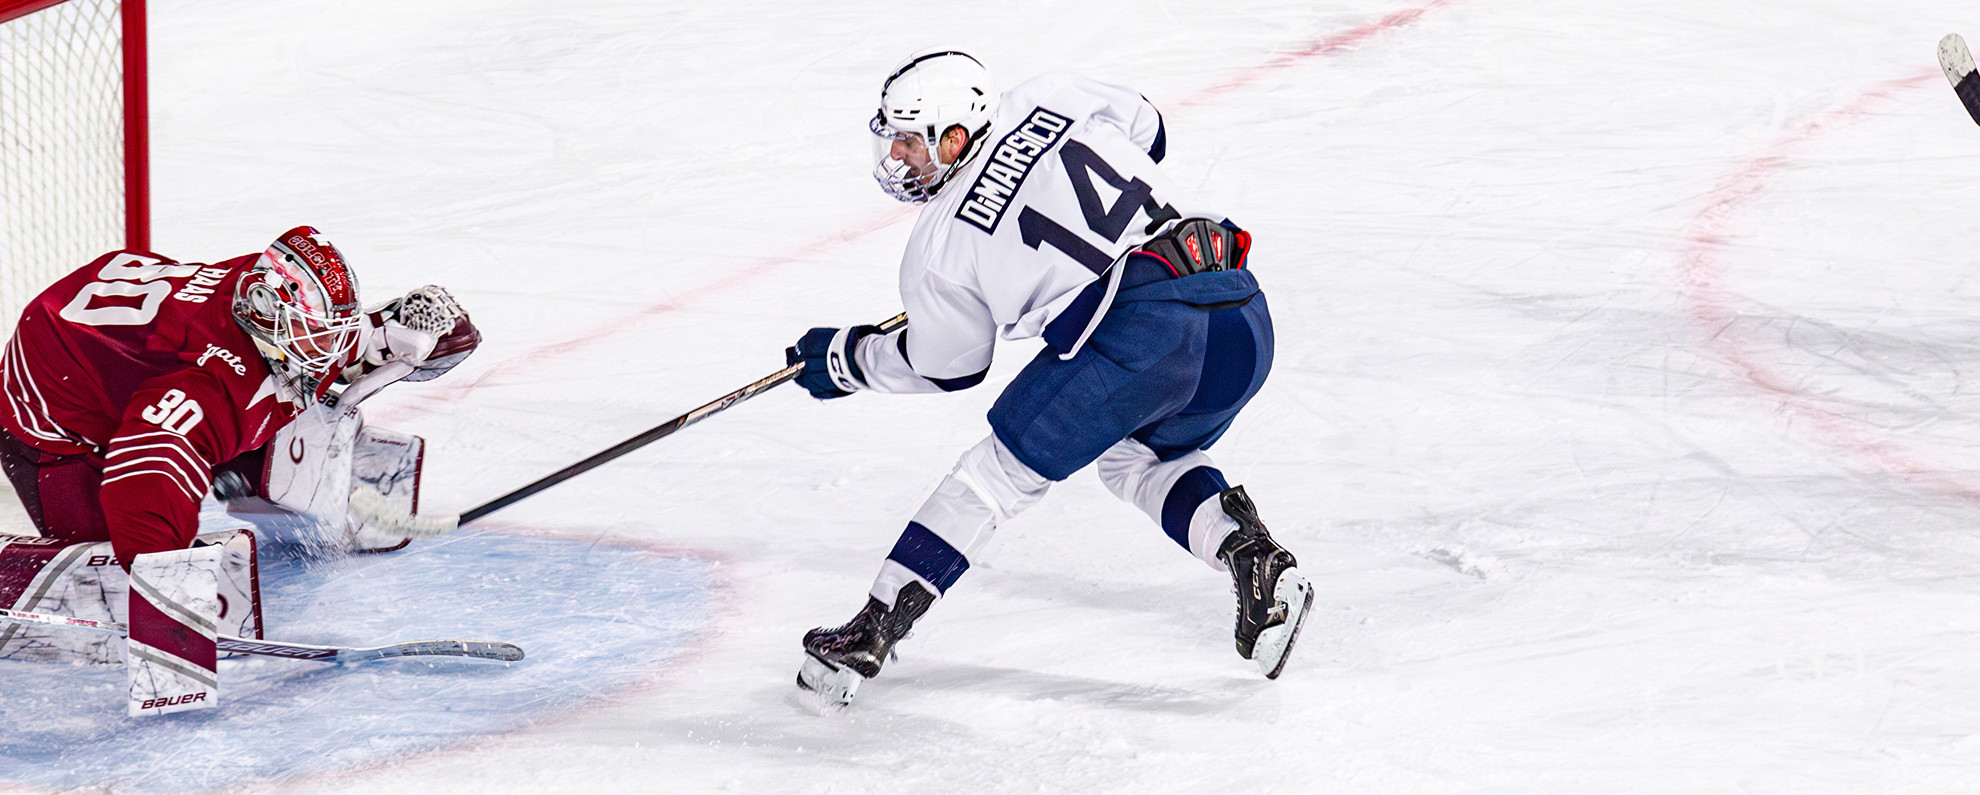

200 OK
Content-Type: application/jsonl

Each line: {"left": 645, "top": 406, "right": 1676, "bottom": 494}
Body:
{"left": 853, "top": 72, "right": 1226, "bottom": 392}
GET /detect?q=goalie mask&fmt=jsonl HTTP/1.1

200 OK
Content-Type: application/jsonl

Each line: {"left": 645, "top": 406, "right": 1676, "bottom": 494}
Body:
{"left": 232, "top": 226, "right": 363, "bottom": 404}
{"left": 870, "top": 49, "right": 997, "bottom": 203}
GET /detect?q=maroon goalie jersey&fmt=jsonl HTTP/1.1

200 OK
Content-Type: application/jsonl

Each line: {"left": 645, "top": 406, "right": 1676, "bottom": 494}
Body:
{"left": 0, "top": 250, "right": 302, "bottom": 559}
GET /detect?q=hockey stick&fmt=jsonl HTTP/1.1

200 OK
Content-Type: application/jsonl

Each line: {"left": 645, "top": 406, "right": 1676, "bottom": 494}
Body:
{"left": 1940, "top": 33, "right": 1980, "bottom": 126}
{"left": 352, "top": 312, "right": 911, "bottom": 537}
{"left": 0, "top": 607, "right": 524, "bottom": 664}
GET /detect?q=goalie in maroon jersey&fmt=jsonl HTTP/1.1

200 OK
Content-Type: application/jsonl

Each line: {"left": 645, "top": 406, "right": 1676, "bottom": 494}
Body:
{"left": 0, "top": 226, "right": 480, "bottom": 567}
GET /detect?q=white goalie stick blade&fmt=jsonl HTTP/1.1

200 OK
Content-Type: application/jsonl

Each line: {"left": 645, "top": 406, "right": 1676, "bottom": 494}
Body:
{"left": 1940, "top": 33, "right": 1980, "bottom": 126}
{"left": 1252, "top": 568, "right": 1314, "bottom": 680}
{"left": 350, "top": 486, "right": 460, "bottom": 538}
{"left": 796, "top": 653, "right": 862, "bottom": 713}
{"left": 1, "top": 607, "right": 522, "bottom": 664}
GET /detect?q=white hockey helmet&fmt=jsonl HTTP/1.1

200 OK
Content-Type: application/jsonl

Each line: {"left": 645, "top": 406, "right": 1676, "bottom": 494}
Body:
{"left": 232, "top": 226, "right": 365, "bottom": 404}
{"left": 870, "top": 49, "right": 998, "bottom": 203}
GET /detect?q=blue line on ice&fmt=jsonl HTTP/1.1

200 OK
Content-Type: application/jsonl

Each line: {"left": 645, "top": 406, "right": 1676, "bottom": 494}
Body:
{"left": 0, "top": 530, "right": 718, "bottom": 793}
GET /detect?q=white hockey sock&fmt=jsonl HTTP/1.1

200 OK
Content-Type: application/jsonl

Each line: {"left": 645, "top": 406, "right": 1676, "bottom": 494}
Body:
{"left": 1095, "top": 439, "right": 1238, "bottom": 571}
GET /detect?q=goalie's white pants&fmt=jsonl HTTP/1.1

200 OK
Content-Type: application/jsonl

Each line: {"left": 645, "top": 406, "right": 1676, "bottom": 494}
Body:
{"left": 867, "top": 436, "right": 1239, "bottom": 608}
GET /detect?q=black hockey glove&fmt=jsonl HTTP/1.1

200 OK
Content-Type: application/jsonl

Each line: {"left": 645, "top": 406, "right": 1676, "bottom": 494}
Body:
{"left": 786, "top": 325, "right": 884, "bottom": 400}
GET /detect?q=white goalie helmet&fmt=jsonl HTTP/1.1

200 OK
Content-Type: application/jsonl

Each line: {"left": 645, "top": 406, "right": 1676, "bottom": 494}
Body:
{"left": 870, "top": 49, "right": 998, "bottom": 203}
{"left": 232, "top": 226, "right": 365, "bottom": 405}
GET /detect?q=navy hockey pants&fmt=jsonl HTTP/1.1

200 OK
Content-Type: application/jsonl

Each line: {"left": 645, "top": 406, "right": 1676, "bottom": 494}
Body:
{"left": 988, "top": 257, "right": 1274, "bottom": 482}
{"left": 869, "top": 258, "right": 1274, "bottom": 604}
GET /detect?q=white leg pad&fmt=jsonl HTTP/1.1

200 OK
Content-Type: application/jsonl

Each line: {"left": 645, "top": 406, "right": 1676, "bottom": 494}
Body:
{"left": 0, "top": 530, "right": 260, "bottom": 665}
{"left": 348, "top": 425, "right": 424, "bottom": 553}
{"left": 229, "top": 399, "right": 424, "bottom": 554}
{"left": 127, "top": 546, "right": 223, "bottom": 716}
{"left": 256, "top": 400, "right": 363, "bottom": 546}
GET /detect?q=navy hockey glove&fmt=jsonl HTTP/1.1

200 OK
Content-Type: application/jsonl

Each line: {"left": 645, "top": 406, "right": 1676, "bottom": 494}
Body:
{"left": 786, "top": 325, "right": 883, "bottom": 400}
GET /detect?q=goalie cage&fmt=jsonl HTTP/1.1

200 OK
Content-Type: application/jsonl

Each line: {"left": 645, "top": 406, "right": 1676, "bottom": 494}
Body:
{"left": 0, "top": 529, "right": 261, "bottom": 664}
{"left": 0, "top": 0, "right": 149, "bottom": 324}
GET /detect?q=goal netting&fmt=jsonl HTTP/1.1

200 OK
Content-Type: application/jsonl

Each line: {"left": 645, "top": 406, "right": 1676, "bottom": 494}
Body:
{"left": 0, "top": 0, "right": 146, "bottom": 326}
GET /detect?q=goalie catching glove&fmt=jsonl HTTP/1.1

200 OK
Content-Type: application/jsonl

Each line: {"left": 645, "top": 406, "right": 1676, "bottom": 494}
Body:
{"left": 786, "top": 324, "right": 888, "bottom": 400}
{"left": 339, "top": 286, "right": 482, "bottom": 406}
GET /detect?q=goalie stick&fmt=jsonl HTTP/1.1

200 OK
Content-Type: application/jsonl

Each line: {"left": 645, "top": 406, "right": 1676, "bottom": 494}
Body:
{"left": 1940, "top": 33, "right": 1980, "bottom": 126}
{"left": 1, "top": 607, "right": 524, "bottom": 664}
{"left": 352, "top": 312, "right": 911, "bottom": 538}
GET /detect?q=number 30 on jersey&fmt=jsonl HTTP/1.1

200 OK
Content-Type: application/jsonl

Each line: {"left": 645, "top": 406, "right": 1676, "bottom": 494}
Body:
{"left": 139, "top": 389, "right": 204, "bottom": 435}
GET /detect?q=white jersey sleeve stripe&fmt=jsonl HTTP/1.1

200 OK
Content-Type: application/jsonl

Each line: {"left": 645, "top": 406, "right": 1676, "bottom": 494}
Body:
{"left": 101, "top": 456, "right": 207, "bottom": 500}
{"left": 104, "top": 450, "right": 210, "bottom": 489}
{"left": 103, "top": 454, "right": 210, "bottom": 496}
{"left": 107, "top": 433, "right": 210, "bottom": 477}
{"left": 100, "top": 468, "right": 206, "bottom": 503}
{"left": 105, "top": 441, "right": 211, "bottom": 482}
{"left": 109, "top": 431, "right": 207, "bottom": 451}
{"left": 3, "top": 336, "right": 83, "bottom": 446}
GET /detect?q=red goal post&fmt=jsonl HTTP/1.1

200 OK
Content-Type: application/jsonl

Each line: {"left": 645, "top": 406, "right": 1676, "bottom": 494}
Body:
{"left": 0, "top": 0, "right": 147, "bottom": 323}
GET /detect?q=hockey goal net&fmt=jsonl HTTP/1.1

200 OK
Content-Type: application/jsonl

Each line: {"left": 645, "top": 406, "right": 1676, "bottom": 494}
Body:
{"left": 0, "top": 0, "right": 147, "bottom": 326}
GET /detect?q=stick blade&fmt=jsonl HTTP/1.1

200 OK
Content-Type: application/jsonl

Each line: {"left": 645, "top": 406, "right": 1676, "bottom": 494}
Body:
{"left": 377, "top": 639, "right": 526, "bottom": 663}
{"left": 350, "top": 487, "right": 460, "bottom": 539}
{"left": 1940, "top": 33, "right": 1980, "bottom": 126}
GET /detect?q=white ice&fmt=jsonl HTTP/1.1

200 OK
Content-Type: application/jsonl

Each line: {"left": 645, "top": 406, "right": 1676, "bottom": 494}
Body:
{"left": 9, "top": 0, "right": 1980, "bottom": 790}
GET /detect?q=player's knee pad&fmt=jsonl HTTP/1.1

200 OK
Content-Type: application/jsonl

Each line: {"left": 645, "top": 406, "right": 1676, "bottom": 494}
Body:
{"left": 913, "top": 436, "right": 1051, "bottom": 551}
{"left": 264, "top": 402, "right": 362, "bottom": 525}
{"left": 950, "top": 435, "right": 1052, "bottom": 524}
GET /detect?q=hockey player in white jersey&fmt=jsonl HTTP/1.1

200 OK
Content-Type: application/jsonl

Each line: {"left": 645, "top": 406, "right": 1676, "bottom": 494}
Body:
{"left": 788, "top": 50, "right": 1314, "bottom": 707}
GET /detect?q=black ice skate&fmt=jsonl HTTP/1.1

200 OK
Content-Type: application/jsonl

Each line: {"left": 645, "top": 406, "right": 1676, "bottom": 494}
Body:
{"left": 1216, "top": 485, "right": 1314, "bottom": 679}
{"left": 795, "top": 582, "right": 935, "bottom": 710}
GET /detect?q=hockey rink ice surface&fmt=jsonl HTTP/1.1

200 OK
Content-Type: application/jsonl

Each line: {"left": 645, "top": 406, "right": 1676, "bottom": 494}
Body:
{"left": 0, "top": 526, "right": 721, "bottom": 792}
{"left": 6, "top": 0, "right": 1980, "bottom": 791}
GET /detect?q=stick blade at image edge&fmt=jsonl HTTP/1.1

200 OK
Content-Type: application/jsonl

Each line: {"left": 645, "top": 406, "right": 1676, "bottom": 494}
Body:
{"left": 1938, "top": 33, "right": 1980, "bottom": 125}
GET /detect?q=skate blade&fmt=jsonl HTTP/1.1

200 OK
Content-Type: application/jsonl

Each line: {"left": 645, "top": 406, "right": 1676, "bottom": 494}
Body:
{"left": 796, "top": 653, "right": 862, "bottom": 713}
{"left": 1253, "top": 567, "right": 1314, "bottom": 680}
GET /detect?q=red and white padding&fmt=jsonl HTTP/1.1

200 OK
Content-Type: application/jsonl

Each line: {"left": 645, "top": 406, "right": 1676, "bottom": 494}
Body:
{"left": 125, "top": 546, "right": 222, "bottom": 716}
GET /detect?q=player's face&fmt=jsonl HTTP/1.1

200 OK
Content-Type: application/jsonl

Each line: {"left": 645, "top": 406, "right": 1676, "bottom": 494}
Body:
{"left": 871, "top": 113, "right": 951, "bottom": 203}
{"left": 889, "top": 134, "right": 936, "bottom": 175}
{"left": 281, "top": 311, "right": 360, "bottom": 369}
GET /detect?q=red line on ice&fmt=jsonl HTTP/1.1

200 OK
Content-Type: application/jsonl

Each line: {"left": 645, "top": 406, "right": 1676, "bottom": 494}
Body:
{"left": 409, "top": 0, "right": 1467, "bottom": 409}
{"left": 387, "top": 206, "right": 915, "bottom": 415}
{"left": 1174, "top": 0, "right": 1461, "bottom": 108}
{"left": 1673, "top": 70, "right": 1979, "bottom": 498}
